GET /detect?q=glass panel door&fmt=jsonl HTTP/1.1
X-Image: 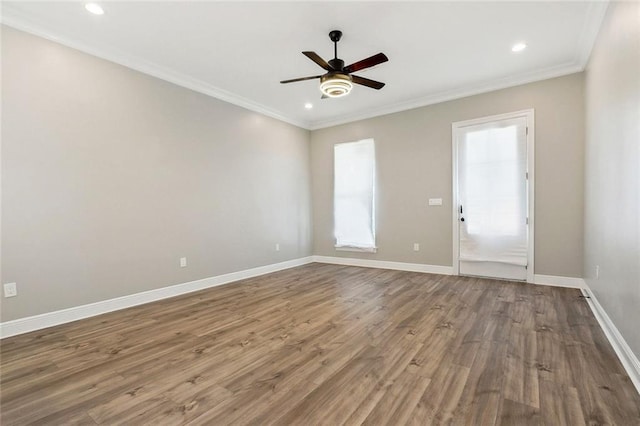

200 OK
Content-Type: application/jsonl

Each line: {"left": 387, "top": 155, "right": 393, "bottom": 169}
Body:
{"left": 457, "top": 117, "right": 528, "bottom": 280}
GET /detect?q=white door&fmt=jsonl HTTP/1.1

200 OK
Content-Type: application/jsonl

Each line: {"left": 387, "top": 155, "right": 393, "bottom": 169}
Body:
{"left": 454, "top": 113, "right": 532, "bottom": 281}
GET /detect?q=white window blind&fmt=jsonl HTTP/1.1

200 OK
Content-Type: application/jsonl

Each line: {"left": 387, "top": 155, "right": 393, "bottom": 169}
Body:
{"left": 462, "top": 124, "right": 526, "bottom": 237}
{"left": 334, "top": 139, "right": 376, "bottom": 251}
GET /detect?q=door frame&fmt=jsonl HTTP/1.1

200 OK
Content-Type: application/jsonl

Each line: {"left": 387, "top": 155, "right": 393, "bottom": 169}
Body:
{"left": 451, "top": 109, "right": 535, "bottom": 283}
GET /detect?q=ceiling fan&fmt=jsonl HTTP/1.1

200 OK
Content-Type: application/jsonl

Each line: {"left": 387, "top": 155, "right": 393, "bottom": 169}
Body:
{"left": 280, "top": 30, "right": 388, "bottom": 99}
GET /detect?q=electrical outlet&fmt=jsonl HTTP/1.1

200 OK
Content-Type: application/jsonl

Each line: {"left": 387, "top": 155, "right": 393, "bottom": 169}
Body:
{"left": 428, "top": 198, "right": 443, "bottom": 206}
{"left": 595, "top": 265, "right": 599, "bottom": 279}
{"left": 413, "top": 243, "right": 420, "bottom": 252}
{"left": 275, "top": 243, "right": 280, "bottom": 252}
{"left": 180, "top": 257, "right": 187, "bottom": 268}
{"left": 4, "top": 283, "right": 17, "bottom": 298}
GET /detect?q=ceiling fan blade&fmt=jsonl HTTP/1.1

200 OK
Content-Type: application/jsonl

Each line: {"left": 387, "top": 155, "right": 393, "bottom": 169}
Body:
{"left": 344, "top": 53, "right": 388, "bottom": 73}
{"left": 302, "top": 51, "right": 331, "bottom": 70}
{"left": 351, "top": 75, "right": 385, "bottom": 90}
{"left": 280, "top": 75, "right": 323, "bottom": 84}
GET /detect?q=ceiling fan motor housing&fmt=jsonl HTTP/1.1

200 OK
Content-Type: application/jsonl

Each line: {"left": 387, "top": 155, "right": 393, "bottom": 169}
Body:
{"left": 328, "top": 58, "right": 345, "bottom": 71}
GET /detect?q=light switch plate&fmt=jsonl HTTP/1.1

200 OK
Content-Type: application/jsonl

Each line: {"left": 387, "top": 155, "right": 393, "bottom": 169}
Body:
{"left": 429, "top": 198, "right": 443, "bottom": 206}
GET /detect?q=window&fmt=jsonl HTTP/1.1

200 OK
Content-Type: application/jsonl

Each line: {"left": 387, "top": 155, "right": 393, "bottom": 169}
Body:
{"left": 462, "top": 123, "right": 526, "bottom": 237}
{"left": 334, "top": 139, "right": 376, "bottom": 251}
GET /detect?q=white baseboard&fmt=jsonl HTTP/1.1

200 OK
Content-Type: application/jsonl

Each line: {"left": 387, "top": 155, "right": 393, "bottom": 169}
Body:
{"left": 581, "top": 288, "right": 640, "bottom": 395}
{"left": 0, "top": 256, "right": 314, "bottom": 339}
{"left": 4, "top": 254, "right": 637, "bottom": 397}
{"left": 312, "top": 257, "right": 593, "bottom": 290}
{"left": 312, "top": 255, "right": 454, "bottom": 275}
{"left": 533, "top": 274, "right": 587, "bottom": 289}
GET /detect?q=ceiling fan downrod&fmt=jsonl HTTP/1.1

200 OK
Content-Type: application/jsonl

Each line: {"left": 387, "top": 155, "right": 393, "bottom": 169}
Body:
{"left": 328, "top": 30, "right": 344, "bottom": 71}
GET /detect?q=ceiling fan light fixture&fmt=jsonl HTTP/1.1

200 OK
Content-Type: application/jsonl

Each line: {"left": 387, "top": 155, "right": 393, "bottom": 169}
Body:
{"left": 319, "top": 73, "right": 353, "bottom": 98}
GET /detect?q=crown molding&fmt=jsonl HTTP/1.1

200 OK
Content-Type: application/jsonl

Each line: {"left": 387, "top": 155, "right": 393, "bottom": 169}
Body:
{"left": 308, "top": 61, "right": 583, "bottom": 130}
{"left": 0, "top": 13, "right": 312, "bottom": 130}
{"left": 575, "top": 1, "right": 610, "bottom": 68}
{"left": 2, "top": 2, "right": 608, "bottom": 132}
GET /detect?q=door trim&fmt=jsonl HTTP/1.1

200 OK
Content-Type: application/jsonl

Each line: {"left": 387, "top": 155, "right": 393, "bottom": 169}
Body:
{"left": 451, "top": 109, "right": 535, "bottom": 283}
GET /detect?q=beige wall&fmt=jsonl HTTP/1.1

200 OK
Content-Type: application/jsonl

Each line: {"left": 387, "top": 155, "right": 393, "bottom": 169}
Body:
{"left": 584, "top": 2, "right": 640, "bottom": 356}
{"left": 311, "top": 73, "right": 585, "bottom": 277}
{"left": 1, "top": 24, "right": 591, "bottom": 325}
{"left": 1, "top": 27, "right": 312, "bottom": 322}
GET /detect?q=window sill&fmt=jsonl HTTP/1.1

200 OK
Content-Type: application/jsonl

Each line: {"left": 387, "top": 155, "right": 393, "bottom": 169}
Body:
{"left": 335, "top": 246, "right": 378, "bottom": 253}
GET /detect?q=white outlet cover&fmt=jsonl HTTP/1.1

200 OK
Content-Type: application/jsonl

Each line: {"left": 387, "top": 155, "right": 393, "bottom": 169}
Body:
{"left": 4, "top": 282, "right": 17, "bottom": 298}
{"left": 180, "top": 257, "right": 187, "bottom": 267}
{"left": 413, "top": 243, "right": 420, "bottom": 251}
{"left": 429, "top": 198, "right": 443, "bottom": 206}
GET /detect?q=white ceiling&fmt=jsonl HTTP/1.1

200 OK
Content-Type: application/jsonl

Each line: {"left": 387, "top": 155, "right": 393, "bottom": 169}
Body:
{"left": 2, "top": 1, "right": 608, "bottom": 130}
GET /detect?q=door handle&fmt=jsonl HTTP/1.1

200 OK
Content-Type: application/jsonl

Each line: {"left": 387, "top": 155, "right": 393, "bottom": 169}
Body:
{"left": 460, "top": 217, "right": 465, "bottom": 222}
{"left": 460, "top": 205, "right": 464, "bottom": 221}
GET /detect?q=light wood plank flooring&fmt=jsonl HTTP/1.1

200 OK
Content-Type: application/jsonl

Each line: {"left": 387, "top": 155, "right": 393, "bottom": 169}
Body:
{"left": 1, "top": 263, "right": 639, "bottom": 425}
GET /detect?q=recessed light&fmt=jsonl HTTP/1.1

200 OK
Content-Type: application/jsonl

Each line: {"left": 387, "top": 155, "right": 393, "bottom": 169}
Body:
{"left": 304, "top": 103, "right": 313, "bottom": 110}
{"left": 85, "top": 3, "right": 104, "bottom": 15}
{"left": 512, "top": 42, "right": 527, "bottom": 53}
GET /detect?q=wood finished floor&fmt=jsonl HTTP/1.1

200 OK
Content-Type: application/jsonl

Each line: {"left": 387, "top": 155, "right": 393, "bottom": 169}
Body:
{"left": 1, "top": 263, "right": 639, "bottom": 425}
